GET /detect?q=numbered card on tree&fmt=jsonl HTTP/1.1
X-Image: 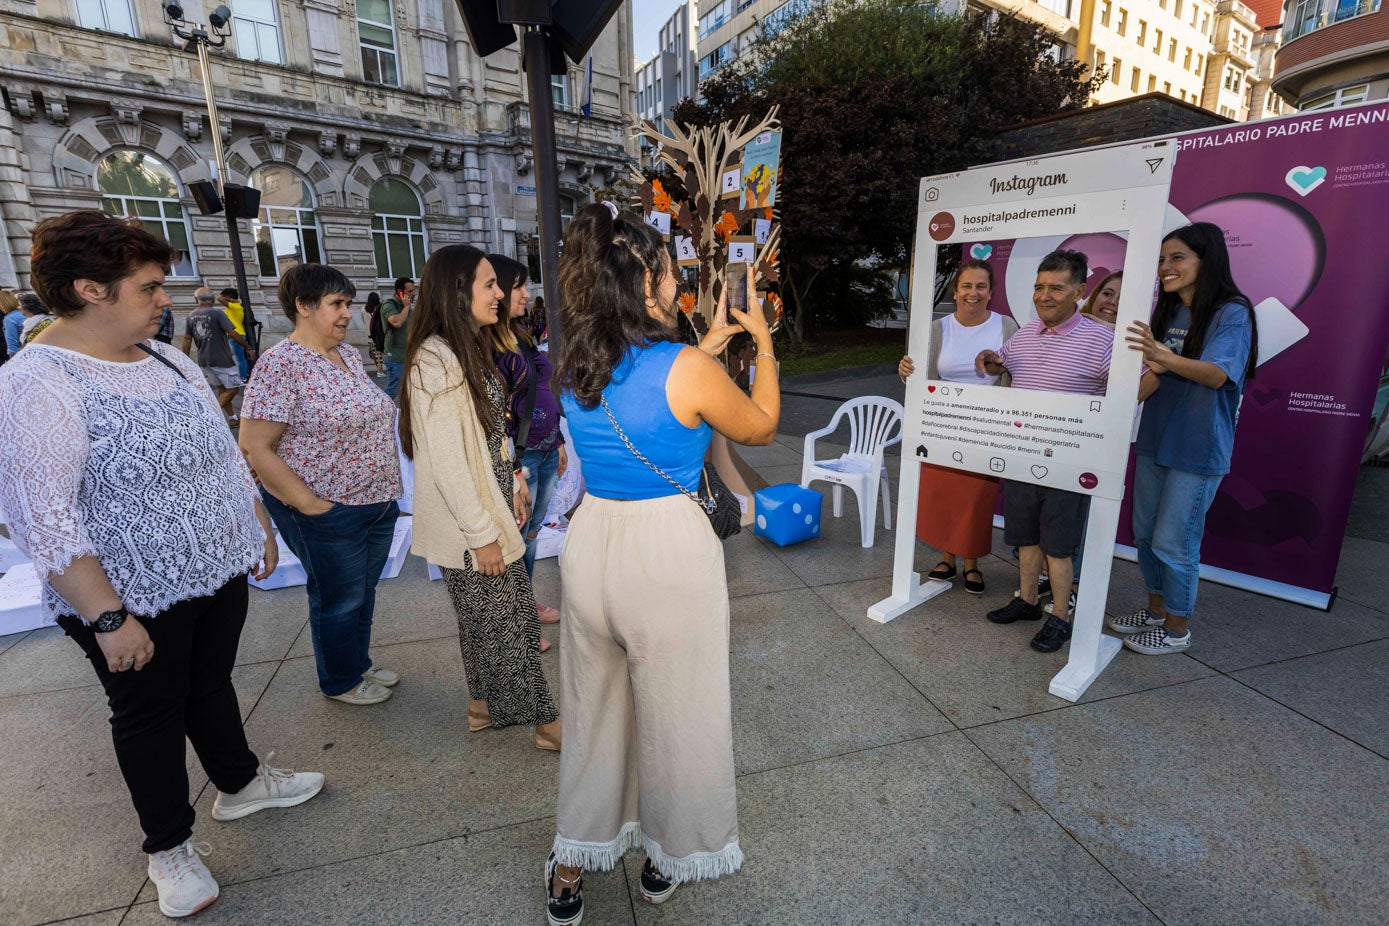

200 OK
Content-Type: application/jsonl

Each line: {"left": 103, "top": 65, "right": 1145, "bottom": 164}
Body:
{"left": 721, "top": 167, "right": 742, "bottom": 199}
{"left": 728, "top": 236, "right": 755, "bottom": 264}
{"left": 645, "top": 211, "right": 672, "bottom": 238}
{"left": 674, "top": 235, "right": 699, "bottom": 266}
{"left": 754, "top": 218, "right": 771, "bottom": 244}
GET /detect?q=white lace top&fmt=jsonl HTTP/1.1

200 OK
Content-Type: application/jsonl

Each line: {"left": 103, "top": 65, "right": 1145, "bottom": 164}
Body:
{"left": 0, "top": 342, "right": 265, "bottom": 624}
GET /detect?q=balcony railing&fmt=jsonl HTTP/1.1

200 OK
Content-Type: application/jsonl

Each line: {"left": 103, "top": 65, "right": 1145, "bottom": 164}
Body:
{"left": 1283, "top": 0, "right": 1381, "bottom": 42}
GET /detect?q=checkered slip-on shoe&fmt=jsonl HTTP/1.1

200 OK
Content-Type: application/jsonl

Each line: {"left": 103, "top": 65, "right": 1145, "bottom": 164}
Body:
{"left": 1106, "top": 609, "right": 1167, "bottom": 635}
{"left": 1123, "top": 627, "right": 1192, "bottom": 655}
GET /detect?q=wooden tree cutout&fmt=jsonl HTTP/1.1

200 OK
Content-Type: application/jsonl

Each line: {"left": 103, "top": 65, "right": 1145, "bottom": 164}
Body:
{"left": 630, "top": 108, "right": 783, "bottom": 338}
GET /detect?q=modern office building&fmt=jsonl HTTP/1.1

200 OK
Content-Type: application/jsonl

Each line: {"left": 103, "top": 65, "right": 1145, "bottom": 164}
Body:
{"left": 0, "top": 0, "right": 638, "bottom": 324}
{"left": 635, "top": 0, "right": 697, "bottom": 137}
{"left": 1272, "top": 0, "right": 1387, "bottom": 109}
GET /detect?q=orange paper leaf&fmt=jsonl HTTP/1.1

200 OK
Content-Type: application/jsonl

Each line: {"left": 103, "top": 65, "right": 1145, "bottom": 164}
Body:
{"left": 652, "top": 179, "right": 673, "bottom": 215}
{"left": 715, "top": 212, "right": 740, "bottom": 242}
{"left": 678, "top": 292, "right": 697, "bottom": 315}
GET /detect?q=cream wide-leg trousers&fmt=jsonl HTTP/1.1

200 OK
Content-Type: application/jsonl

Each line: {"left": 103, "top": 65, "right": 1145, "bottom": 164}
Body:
{"left": 551, "top": 493, "right": 743, "bottom": 882}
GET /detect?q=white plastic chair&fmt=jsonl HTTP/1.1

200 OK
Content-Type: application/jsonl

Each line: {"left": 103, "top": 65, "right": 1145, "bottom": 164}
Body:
{"left": 800, "top": 397, "right": 903, "bottom": 547}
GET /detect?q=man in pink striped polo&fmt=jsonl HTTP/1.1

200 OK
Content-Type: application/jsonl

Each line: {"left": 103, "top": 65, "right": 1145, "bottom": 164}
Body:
{"left": 975, "top": 250, "right": 1117, "bottom": 654}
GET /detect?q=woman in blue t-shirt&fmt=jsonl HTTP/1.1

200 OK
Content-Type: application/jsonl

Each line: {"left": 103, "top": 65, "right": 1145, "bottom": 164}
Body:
{"left": 1113, "top": 222, "right": 1258, "bottom": 655}
{"left": 543, "top": 204, "right": 780, "bottom": 926}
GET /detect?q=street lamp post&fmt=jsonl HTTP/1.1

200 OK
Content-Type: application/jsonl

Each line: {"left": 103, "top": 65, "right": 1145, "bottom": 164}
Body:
{"left": 163, "top": 2, "right": 261, "bottom": 353}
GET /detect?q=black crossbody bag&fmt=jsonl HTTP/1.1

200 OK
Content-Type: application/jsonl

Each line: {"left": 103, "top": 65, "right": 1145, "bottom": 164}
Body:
{"left": 599, "top": 397, "right": 742, "bottom": 540}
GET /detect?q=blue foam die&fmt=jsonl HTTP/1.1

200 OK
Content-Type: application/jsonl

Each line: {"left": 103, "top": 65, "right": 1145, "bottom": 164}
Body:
{"left": 754, "top": 483, "right": 823, "bottom": 547}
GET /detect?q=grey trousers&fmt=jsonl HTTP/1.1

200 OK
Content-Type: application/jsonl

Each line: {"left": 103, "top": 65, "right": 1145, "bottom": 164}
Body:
{"left": 551, "top": 493, "right": 743, "bottom": 882}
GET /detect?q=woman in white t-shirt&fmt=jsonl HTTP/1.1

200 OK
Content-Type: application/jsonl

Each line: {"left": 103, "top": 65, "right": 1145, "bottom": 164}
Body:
{"left": 898, "top": 260, "right": 1017, "bottom": 594}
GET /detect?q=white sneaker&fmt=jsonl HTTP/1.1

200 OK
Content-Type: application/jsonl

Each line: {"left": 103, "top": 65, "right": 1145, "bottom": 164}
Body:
{"left": 327, "top": 679, "right": 392, "bottom": 705}
{"left": 147, "top": 839, "right": 218, "bottom": 918}
{"left": 362, "top": 665, "right": 400, "bottom": 687}
{"left": 212, "top": 752, "right": 325, "bottom": 822}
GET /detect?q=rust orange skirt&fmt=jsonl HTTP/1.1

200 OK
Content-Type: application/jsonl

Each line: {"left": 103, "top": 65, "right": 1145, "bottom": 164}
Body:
{"left": 915, "top": 463, "right": 999, "bottom": 559}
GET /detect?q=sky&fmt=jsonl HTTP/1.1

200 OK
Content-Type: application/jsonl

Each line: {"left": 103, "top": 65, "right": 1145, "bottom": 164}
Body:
{"left": 632, "top": 0, "right": 689, "bottom": 62}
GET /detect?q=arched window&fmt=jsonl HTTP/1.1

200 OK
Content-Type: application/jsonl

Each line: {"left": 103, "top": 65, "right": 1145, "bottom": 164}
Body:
{"left": 97, "top": 151, "right": 197, "bottom": 277}
{"left": 370, "top": 179, "right": 427, "bottom": 279}
{"left": 250, "top": 166, "right": 322, "bottom": 278}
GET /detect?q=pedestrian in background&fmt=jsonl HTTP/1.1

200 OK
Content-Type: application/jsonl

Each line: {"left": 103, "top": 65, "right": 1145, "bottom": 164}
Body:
{"left": 486, "top": 253, "right": 565, "bottom": 633}
{"left": 239, "top": 264, "right": 403, "bottom": 706}
{"left": 0, "top": 210, "right": 323, "bottom": 920}
{"left": 19, "top": 292, "right": 55, "bottom": 345}
{"left": 897, "top": 259, "right": 1016, "bottom": 595}
{"left": 1111, "top": 223, "right": 1257, "bottom": 656}
{"left": 155, "top": 301, "right": 175, "bottom": 344}
{"left": 545, "top": 206, "right": 780, "bottom": 925}
{"left": 400, "top": 245, "right": 561, "bottom": 747}
{"left": 1, "top": 289, "right": 19, "bottom": 359}
{"left": 363, "top": 291, "right": 386, "bottom": 376}
{"left": 216, "top": 288, "right": 251, "bottom": 380}
{"left": 183, "top": 287, "right": 251, "bottom": 425}
{"left": 381, "top": 276, "right": 416, "bottom": 400}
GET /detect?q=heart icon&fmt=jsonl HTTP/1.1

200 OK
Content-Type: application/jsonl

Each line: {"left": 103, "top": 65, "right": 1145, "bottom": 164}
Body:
{"left": 1284, "top": 165, "right": 1326, "bottom": 197}
{"left": 927, "top": 385, "right": 936, "bottom": 393}
{"left": 1031, "top": 465, "right": 1049, "bottom": 479}
{"left": 969, "top": 243, "right": 993, "bottom": 260}
{"left": 1014, "top": 421, "right": 1023, "bottom": 427}
{"left": 930, "top": 223, "right": 941, "bottom": 232}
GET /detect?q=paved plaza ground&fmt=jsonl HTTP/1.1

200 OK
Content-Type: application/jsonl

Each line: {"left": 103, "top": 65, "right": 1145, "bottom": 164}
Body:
{"left": 3, "top": 368, "right": 1388, "bottom": 925}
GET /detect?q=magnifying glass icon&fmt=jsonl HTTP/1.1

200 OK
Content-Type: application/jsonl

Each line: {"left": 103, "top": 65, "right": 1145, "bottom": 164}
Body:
{"left": 952, "top": 451, "right": 964, "bottom": 463}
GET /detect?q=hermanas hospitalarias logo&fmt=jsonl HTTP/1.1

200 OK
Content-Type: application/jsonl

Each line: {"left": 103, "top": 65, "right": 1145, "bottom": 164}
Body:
{"left": 989, "top": 172, "right": 1068, "bottom": 196}
{"left": 927, "top": 212, "right": 956, "bottom": 241}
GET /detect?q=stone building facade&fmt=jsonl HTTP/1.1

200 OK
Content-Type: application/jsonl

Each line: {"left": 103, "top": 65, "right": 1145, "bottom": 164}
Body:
{"left": 0, "top": 0, "right": 637, "bottom": 337}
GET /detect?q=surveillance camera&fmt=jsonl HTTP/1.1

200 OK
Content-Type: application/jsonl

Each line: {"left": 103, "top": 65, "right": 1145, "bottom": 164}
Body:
{"left": 209, "top": 4, "right": 231, "bottom": 29}
{"left": 164, "top": 1, "right": 184, "bottom": 21}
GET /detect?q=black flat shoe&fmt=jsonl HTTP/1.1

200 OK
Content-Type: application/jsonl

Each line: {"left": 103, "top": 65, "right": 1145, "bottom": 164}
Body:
{"left": 963, "top": 569, "right": 985, "bottom": 595}
{"left": 927, "top": 561, "right": 957, "bottom": 581}
{"left": 987, "top": 597, "right": 1044, "bottom": 624}
{"left": 1030, "top": 615, "right": 1073, "bottom": 653}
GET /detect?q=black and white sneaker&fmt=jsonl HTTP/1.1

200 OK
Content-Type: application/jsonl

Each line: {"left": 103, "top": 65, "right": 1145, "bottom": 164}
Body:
{"left": 546, "top": 852, "right": 583, "bottom": 926}
{"left": 1106, "top": 609, "right": 1166, "bottom": 635}
{"left": 1013, "top": 576, "right": 1054, "bottom": 601}
{"left": 1044, "top": 588, "right": 1078, "bottom": 617}
{"left": 639, "top": 858, "right": 680, "bottom": 904}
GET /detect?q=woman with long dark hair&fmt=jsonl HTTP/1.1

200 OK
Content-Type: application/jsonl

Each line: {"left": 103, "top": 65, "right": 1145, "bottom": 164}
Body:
{"left": 1113, "top": 222, "right": 1258, "bottom": 655}
{"left": 543, "top": 206, "right": 780, "bottom": 926}
{"left": 399, "top": 245, "right": 560, "bottom": 749}
{"left": 484, "top": 254, "right": 564, "bottom": 630}
{"left": 362, "top": 291, "right": 385, "bottom": 376}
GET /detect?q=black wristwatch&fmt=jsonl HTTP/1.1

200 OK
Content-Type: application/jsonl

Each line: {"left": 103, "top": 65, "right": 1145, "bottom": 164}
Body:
{"left": 93, "top": 607, "right": 131, "bottom": 634}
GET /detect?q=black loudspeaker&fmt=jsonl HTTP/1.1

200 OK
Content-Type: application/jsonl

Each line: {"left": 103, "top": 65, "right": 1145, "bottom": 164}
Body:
{"left": 550, "top": 0, "right": 623, "bottom": 63}
{"left": 223, "top": 183, "right": 261, "bottom": 219}
{"left": 455, "top": 0, "right": 519, "bottom": 56}
{"left": 190, "top": 179, "right": 223, "bottom": 216}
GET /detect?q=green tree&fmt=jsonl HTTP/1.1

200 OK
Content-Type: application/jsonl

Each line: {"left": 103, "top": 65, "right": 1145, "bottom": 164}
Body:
{"left": 672, "top": 0, "right": 1104, "bottom": 344}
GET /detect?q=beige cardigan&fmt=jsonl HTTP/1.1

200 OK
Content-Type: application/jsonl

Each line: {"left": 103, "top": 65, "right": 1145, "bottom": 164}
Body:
{"left": 407, "top": 337, "right": 526, "bottom": 568}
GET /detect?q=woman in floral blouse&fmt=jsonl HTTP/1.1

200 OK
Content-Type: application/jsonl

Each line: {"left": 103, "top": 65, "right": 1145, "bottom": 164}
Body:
{"left": 240, "top": 264, "right": 403, "bottom": 706}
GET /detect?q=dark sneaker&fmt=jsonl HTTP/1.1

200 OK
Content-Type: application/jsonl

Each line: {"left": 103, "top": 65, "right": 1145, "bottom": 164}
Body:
{"left": 987, "top": 597, "right": 1045, "bottom": 624}
{"left": 1030, "top": 615, "right": 1073, "bottom": 652}
{"left": 546, "top": 852, "right": 583, "bottom": 926}
{"left": 1037, "top": 575, "right": 1053, "bottom": 599}
{"left": 639, "top": 858, "right": 680, "bottom": 904}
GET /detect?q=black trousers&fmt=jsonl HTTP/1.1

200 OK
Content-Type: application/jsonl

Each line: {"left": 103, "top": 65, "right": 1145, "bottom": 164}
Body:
{"left": 58, "top": 576, "right": 259, "bottom": 854}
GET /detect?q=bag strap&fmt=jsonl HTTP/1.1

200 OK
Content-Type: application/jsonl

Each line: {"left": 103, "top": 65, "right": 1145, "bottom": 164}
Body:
{"left": 600, "top": 396, "right": 714, "bottom": 514}
{"left": 135, "top": 342, "right": 191, "bottom": 381}
{"left": 514, "top": 344, "right": 540, "bottom": 453}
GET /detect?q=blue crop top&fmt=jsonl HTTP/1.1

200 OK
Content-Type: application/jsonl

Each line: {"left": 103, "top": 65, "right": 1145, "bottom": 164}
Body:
{"left": 561, "top": 341, "right": 712, "bottom": 500}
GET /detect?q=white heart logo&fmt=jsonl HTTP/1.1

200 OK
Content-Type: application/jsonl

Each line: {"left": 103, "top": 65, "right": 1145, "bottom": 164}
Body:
{"left": 1031, "top": 465, "right": 1049, "bottom": 479}
{"left": 1284, "top": 165, "right": 1327, "bottom": 197}
{"left": 930, "top": 223, "right": 940, "bottom": 232}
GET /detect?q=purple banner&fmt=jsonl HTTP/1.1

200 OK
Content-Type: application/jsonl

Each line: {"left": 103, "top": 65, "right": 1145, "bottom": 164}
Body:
{"left": 965, "top": 103, "right": 1389, "bottom": 604}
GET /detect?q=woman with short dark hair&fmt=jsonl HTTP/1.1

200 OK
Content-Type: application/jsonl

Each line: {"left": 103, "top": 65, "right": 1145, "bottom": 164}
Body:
{"left": 0, "top": 210, "right": 323, "bottom": 919}
{"left": 239, "top": 263, "right": 403, "bottom": 705}
{"left": 1114, "top": 222, "right": 1258, "bottom": 655}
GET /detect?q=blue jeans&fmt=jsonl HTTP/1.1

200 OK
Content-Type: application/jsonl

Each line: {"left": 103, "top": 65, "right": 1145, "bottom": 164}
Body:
{"left": 521, "top": 445, "right": 562, "bottom": 577}
{"left": 232, "top": 342, "right": 250, "bottom": 381}
{"left": 262, "top": 492, "right": 400, "bottom": 695}
{"left": 1132, "top": 454, "right": 1223, "bottom": 619}
{"left": 385, "top": 361, "right": 404, "bottom": 400}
